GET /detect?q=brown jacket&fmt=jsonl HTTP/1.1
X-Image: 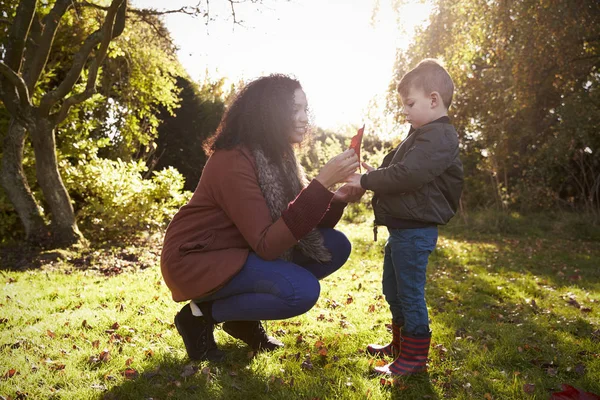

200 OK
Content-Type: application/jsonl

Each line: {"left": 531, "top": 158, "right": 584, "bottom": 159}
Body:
{"left": 161, "top": 147, "right": 345, "bottom": 302}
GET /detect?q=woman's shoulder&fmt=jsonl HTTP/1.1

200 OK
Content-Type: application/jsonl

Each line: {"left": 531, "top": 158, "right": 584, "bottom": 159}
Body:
{"left": 206, "top": 146, "right": 256, "bottom": 169}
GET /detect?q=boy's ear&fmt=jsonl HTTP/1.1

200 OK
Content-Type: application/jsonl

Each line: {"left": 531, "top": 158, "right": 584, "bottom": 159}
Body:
{"left": 430, "top": 91, "right": 442, "bottom": 109}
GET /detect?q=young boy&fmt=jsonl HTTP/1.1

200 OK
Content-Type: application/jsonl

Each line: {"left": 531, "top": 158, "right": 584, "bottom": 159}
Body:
{"left": 347, "top": 59, "right": 463, "bottom": 376}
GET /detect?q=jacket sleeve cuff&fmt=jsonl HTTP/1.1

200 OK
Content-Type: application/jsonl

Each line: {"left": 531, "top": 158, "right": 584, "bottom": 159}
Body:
{"left": 281, "top": 179, "right": 334, "bottom": 240}
{"left": 318, "top": 201, "right": 346, "bottom": 228}
{"left": 360, "top": 173, "right": 369, "bottom": 189}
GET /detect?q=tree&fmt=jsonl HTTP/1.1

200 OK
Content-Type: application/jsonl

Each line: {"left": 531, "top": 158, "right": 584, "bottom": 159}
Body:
{"left": 149, "top": 76, "right": 230, "bottom": 192}
{"left": 386, "top": 0, "right": 600, "bottom": 213}
{"left": 0, "top": 0, "right": 127, "bottom": 246}
{"left": 0, "top": 0, "right": 279, "bottom": 246}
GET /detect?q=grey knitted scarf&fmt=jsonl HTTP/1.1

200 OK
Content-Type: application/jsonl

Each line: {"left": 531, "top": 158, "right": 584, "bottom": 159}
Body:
{"left": 252, "top": 148, "right": 332, "bottom": 263}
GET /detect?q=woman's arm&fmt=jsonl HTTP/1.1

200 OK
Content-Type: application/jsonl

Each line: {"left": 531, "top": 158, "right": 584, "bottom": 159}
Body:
{"left": 210, "top": 150, "right": 334, "bottom": 260}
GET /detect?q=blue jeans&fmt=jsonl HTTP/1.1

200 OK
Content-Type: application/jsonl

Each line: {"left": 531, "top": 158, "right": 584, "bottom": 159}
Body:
{"left": 382, "top": 226, "right": 438, "bottom": 336}
{"left": 197, "top": 228, "right": 351, "bottom": 322}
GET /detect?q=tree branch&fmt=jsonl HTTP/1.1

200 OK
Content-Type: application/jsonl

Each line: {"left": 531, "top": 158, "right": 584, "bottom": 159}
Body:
{"left": 0, "top": 61, "right": 33, "bottom": 125}
{"left": 38, "top": 29, "right": 102, "bottom": 115}
{"left": 0, "top": 62, "right": 32, "bottom": 109}
{"left": 24, "top": 0, "right": 73, "bottom": 92}
{"left": 4, "top": 0, "right": 37, "bottom": 73}
{"left": 52, "top": 0, "right": 127, "bottom": 124}
{"left": 80, "top": 0, "right": 208, "bottom": 17}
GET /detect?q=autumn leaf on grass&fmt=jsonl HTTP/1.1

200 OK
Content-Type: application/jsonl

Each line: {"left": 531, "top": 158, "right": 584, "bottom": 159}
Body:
{"left": 523, "top": 383, "right": 535, "bottom": 394}
{"left": 123, "top": 368, "right": 138, "bottom": 380}
{"left": 3, "top": 369, "right": 18, "bottom": 379}
{"left": 551, "top": 384, "right": 600, "bottom": 399}
{"left": 181, "top": 364, "right": 198, "bottom": 378}
{"left": 301, "top": 357, "right": 313, "bottom": 370}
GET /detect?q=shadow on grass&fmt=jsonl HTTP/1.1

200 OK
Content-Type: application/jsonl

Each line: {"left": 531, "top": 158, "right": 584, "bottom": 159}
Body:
{"left": 425, "top": 260, "right": 600, "bottom": 398}
{"left": 0, "top": 238, "right": 161, "bottom": 274}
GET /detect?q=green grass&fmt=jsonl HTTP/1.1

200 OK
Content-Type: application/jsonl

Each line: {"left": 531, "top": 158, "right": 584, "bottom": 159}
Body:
{"left": 1, "top": 213, "right": 599, "bottom": 399}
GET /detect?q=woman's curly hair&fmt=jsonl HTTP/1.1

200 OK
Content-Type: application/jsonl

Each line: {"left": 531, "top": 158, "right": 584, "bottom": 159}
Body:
{"left": 203, "top": 74, "right": 302, "bottom": 166}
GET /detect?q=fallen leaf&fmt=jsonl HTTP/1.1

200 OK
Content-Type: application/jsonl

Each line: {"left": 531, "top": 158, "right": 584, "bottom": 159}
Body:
{"left": 3, "top": 369, "right": 18, "bottom": 378}
{"left": 574, "top": 364, "right": 586, "bottom": 375}
{"left": 181, "top": 364, "right": 198, "bottom": 378}
{"left": 123, "top": 368, "right": 138, "bottom": 380}
{"left": 523, "top": 383, "right": 535, "bottom": 394}
{"left": 301, "top": 358, "right": 313, "bottom": 370}
{"left": 99, "top": 349, "right": 111, "bottom": 362}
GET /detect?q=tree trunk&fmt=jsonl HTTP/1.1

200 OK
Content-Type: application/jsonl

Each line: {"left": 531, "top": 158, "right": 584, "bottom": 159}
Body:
{"left": 0, "top": 117, "right": 49, "bottom": 242}
{"left": 29, "top": 118, "right": 83, "bottom": 246}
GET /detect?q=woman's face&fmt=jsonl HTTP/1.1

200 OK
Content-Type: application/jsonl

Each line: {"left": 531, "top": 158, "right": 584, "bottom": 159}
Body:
{"left": 289, "top": 88, "right": 309, "bottom": 144}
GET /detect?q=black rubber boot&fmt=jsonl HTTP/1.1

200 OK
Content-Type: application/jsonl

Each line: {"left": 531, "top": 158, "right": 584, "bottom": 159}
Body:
{"left": 222, "top": 321, "right": 284, "bottom": 352}
{"left": 174, "top": 303, "right": 225, "bottom": 361}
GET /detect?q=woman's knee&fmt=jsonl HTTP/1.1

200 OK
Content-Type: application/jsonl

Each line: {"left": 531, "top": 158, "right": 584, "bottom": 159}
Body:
{"left": 321, "top": 229, "right": 351, "bottom": 264}
{"left": 291, "top": 278, "right": 321, "bottom": 315}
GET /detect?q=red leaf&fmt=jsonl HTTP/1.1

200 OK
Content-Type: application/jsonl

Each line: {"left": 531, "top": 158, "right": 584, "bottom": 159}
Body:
{"left": 123, "top": 368, "right": 138, "bottom": 380}
{"left": 550, "top": 384, "right": 600, "bottom": 400}
{"left": 3, "top": 369, "right": 18, "bottom": 378}
{"left": 349, "top": 124, "right": 365, "bottom": 171}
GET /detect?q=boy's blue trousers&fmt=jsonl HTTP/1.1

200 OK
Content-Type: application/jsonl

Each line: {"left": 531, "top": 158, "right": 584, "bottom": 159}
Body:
{"left": 382, "top": 226, "right": 438, "bottom": 336}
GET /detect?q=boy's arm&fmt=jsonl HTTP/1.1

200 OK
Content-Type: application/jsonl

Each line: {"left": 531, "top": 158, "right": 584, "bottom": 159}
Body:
{"left": 360, "top": 125, "right": 459, "bottom": 195}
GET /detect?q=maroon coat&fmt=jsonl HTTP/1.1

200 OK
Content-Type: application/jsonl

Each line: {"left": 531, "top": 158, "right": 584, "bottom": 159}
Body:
{"left": 161, "top": 147, "right": 346, "bottom": 302}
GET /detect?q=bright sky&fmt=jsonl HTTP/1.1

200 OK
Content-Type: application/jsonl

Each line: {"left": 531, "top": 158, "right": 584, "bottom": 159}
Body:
{"left": 132, "top": 0, "right": 431, "bottom": 132}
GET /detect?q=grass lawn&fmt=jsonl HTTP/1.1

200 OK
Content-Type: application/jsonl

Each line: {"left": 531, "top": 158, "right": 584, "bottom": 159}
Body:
{"left": 1, "top": 214, "right": 599, "bottom": 399}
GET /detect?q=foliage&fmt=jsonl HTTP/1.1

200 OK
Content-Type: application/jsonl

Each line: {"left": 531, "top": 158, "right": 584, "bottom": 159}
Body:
{"left": 150, "top": 75, "right": 232, "bottom": 191}
{"left": 387, "top": 0, "right": 600, "bottom": 215}
{"left": 0, "top": 0, "right": 190, "bottom": 244}
{"left": 1, "top": 214, "right": 599, "bottom": 399}
{"left": 61, "top": 155, "right": 190, "bottom": 241}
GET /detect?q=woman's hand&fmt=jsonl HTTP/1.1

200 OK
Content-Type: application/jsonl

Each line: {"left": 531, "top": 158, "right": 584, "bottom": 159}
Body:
{"left": 315, "top": 149, "right": 360, "bottom": 188}
{"left": 332, "top": 184, "right": 366, "bottom": 203}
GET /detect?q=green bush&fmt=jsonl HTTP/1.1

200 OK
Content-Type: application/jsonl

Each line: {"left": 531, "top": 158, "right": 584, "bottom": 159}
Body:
{"left": 62, "top": 156, "right": 191, "bottom": 241}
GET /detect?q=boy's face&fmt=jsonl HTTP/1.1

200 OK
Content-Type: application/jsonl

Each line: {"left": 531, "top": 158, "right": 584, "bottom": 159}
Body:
{"left": 399, "top": 87, "right": 437, "bottom": 129}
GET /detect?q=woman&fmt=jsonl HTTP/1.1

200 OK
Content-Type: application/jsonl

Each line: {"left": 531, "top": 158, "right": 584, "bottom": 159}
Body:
{"left": 161, "top": 74, "right": 362, "bottom": 361}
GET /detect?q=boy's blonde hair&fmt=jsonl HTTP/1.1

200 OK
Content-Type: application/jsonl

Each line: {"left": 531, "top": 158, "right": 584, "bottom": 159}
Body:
{"left": 397, "top": 59, "right": 454, "bottom": 109}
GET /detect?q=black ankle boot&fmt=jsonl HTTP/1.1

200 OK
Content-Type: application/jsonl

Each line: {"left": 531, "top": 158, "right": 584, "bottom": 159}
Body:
{"left": 174, "top": 303, "right": 225, "bottom": 361}
{"left": 222, "top": 321, "right": 283, "bottom": 352}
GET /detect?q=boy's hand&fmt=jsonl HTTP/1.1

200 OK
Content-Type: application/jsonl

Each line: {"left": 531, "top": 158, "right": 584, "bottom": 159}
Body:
{"left": 332, "top": 184, "right": 366, "bottom": 203}
{"left": 344, "top": 162, "right": 375, "bottom": 189}
{"left": 362, "top": 162, "right": 375, "bottom": 172}
{"left": 345, "top": 173, "right": 363, "bottom": 188}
